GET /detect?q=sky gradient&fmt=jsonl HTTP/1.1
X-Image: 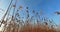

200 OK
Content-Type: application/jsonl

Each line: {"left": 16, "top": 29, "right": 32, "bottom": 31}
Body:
{"left": 0, "top": 0, "right": 60, "bottom": 25}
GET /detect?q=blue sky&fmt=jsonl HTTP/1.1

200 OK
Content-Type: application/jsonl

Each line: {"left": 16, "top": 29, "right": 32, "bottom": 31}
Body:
{"left": 0, "top": 0, "right": 60, "bottom": 25}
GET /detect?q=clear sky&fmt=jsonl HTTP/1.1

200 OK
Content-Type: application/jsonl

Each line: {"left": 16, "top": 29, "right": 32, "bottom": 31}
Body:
{"left": 0, "top": 0, "right": 60, "bottom": 25}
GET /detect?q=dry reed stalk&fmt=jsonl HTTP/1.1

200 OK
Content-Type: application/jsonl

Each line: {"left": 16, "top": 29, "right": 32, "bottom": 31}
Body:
{"left": 19, "top": 23, "right": 56, "bottom": 32}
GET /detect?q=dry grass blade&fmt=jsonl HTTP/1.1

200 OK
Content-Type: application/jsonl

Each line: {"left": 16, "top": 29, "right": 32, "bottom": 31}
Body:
{"left": 55, "top": 11, "right": 60, "bottom": 15}
{"left": 13, "top": 5, "right": 16, "bottom": 8}
{"left": 32, "top": 10, "right": 35, "bottom": 13}
{"left": 0, "top": 0, "right": 59, "bottom": 32}
{"left": 19, "top": 5, "right": 23, "bottom": 10}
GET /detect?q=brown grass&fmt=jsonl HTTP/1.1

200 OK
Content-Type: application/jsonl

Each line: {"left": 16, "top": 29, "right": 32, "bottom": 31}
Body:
{"left": 19, "top": 24, "right": 56, "bottom": 32}
{"left": 3, "top": 23, "right": 57, "bottom": 32}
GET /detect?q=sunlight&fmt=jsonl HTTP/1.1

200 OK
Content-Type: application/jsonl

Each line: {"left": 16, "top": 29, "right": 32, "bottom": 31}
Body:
{"left": 0, "top": 0, "right": 60, "bottom": 32}
{"left": 0, "top": 24, "right": 4, "bottom": 31}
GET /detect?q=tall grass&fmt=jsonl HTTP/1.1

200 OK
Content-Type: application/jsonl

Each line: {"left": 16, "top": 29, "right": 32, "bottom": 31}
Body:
{"left": 2, "top": 6, "right": 59, "bottom": 32}
{"left": 0, "top": 0, "right": 60, "bottom": 32}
